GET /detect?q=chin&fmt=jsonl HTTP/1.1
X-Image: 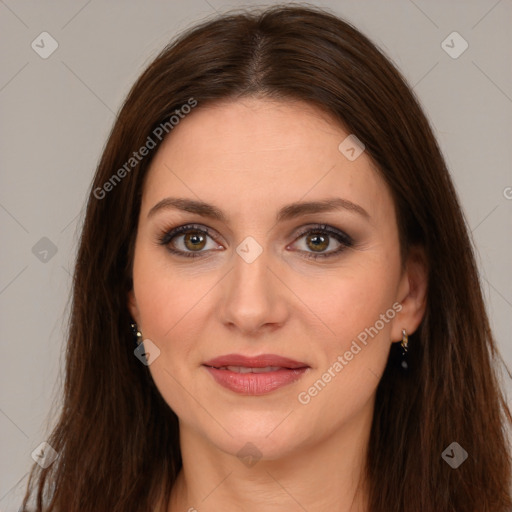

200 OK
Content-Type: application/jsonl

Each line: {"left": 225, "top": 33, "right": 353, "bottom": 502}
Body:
{"left": 214, "top": 431, "right": 300, "bottom": 463}
{"left": 202, "top": 412, "right": 311, "bottom": 462}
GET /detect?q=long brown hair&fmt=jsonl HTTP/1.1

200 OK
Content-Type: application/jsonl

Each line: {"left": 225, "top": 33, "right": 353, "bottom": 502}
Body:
{"left": 22, "top": 4, "right": 512, "bottom": 511}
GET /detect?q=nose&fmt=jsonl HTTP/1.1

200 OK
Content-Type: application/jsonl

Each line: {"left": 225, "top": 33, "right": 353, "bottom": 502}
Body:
{"left": 217, "top": 243, "right": 290, "bottom": 336}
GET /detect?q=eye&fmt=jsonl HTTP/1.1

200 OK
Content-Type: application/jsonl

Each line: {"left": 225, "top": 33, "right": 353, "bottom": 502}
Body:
{"left": 288, "top": 224, "right": 353, "bottom": 259}
{"left": 158, "top": 224, "right": 223, "bottom": 258}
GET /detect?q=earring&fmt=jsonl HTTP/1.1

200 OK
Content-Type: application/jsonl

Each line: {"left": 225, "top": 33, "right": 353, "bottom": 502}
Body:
{"left": 400, "top": 329, "right": 409, "bottom": 370}
{"left": 130, "top": 322, "right": 143, "bottom": 346}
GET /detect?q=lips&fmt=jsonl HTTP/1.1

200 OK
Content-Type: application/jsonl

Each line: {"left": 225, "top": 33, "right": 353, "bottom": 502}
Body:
{"left": 202, "top": 354, "right": 310, "bottom": 395}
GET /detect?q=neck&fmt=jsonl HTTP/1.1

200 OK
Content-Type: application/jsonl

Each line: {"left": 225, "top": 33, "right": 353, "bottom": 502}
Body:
{"left": 166, "top": 399, "right": 373, "bottom": 512}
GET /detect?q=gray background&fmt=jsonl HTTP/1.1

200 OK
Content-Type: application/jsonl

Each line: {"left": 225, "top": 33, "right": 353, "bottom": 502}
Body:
{"left": 1, "top": 0, "right": 511, "bottom": 508}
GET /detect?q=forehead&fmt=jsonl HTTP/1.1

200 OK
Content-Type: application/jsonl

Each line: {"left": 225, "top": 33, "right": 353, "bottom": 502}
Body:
{"left": 141, "top": 98, "right": 394, "bottom": 224}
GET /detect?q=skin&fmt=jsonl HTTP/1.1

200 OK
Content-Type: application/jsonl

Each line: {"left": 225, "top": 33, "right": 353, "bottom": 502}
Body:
{"left": 128, "top": 97, "right": 428, "bottom": 512}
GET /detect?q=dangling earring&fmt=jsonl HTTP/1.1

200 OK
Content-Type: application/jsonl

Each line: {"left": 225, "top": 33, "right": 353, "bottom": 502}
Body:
{"left": 130, "top": 322, "right": 143, "bottom": 346}
{"left": 400, "top": 329, "right": 409, "bottom": 370}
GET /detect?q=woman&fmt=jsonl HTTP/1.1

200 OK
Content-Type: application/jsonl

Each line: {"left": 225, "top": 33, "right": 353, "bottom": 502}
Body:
{"left": 21, "top": 4, "right": 512, "bottom": 511}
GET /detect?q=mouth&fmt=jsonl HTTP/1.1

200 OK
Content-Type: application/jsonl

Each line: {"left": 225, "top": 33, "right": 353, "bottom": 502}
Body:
{"left": 208, "top": 365, "right": 288, "bottom": 373}
{"left": 202, "top": 354, "right": 310, "bottom": 395}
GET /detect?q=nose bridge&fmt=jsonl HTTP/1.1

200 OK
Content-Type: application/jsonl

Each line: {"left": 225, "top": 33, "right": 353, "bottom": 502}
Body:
{"left": 233, "top": 243, "right": 268, "bottom": 293}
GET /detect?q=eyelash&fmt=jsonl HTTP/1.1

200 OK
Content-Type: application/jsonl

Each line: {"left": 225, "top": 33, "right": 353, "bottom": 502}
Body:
{"left": 157, "top": 223, "right": 354, "bottom": 260}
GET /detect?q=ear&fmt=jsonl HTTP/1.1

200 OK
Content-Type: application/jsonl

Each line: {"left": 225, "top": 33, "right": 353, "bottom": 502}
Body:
{"left": 390, "top": 244, "right": 428, "bottom": 341}
{"left": 127, "top": 289, "right": 140, "bottom": 325}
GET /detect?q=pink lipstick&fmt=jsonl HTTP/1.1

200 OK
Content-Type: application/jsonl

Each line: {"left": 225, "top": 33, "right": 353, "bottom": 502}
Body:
{"left": 202, "top": 354, "right": 310, "bottom": 395}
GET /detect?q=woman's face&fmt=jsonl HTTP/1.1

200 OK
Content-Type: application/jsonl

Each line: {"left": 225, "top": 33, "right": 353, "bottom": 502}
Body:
{"left": 128, "top": 97, "right": 425, "bottom": 460}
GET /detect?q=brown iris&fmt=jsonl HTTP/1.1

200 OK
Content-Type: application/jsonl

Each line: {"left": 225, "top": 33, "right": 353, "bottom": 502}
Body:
{"left": 184, "top": 231, "right": 207, "bottom": 251}
{"left": 306, "top": 232, "right": 329, "bottom": 252}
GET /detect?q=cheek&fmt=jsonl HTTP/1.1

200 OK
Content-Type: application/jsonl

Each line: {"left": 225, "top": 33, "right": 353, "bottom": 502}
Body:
{"left": 287, "top": 251, "right": 401, "bottom": 410}
{"left": 132, "top": 242, "right": 213, "bottom": 342}
{"left": 293, "top": 279, "right": 396, "bottom": 431}
{"left": 291, "top": 256, "right": 400, "bottom": 348}
{"left": 132, "top": 250, "right": 210, "bottom": 418}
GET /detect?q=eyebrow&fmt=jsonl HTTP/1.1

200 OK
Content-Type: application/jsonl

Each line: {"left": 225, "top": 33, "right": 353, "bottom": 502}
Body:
{"left": 147, "top": 197, "right": 370, "bottom": 222}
